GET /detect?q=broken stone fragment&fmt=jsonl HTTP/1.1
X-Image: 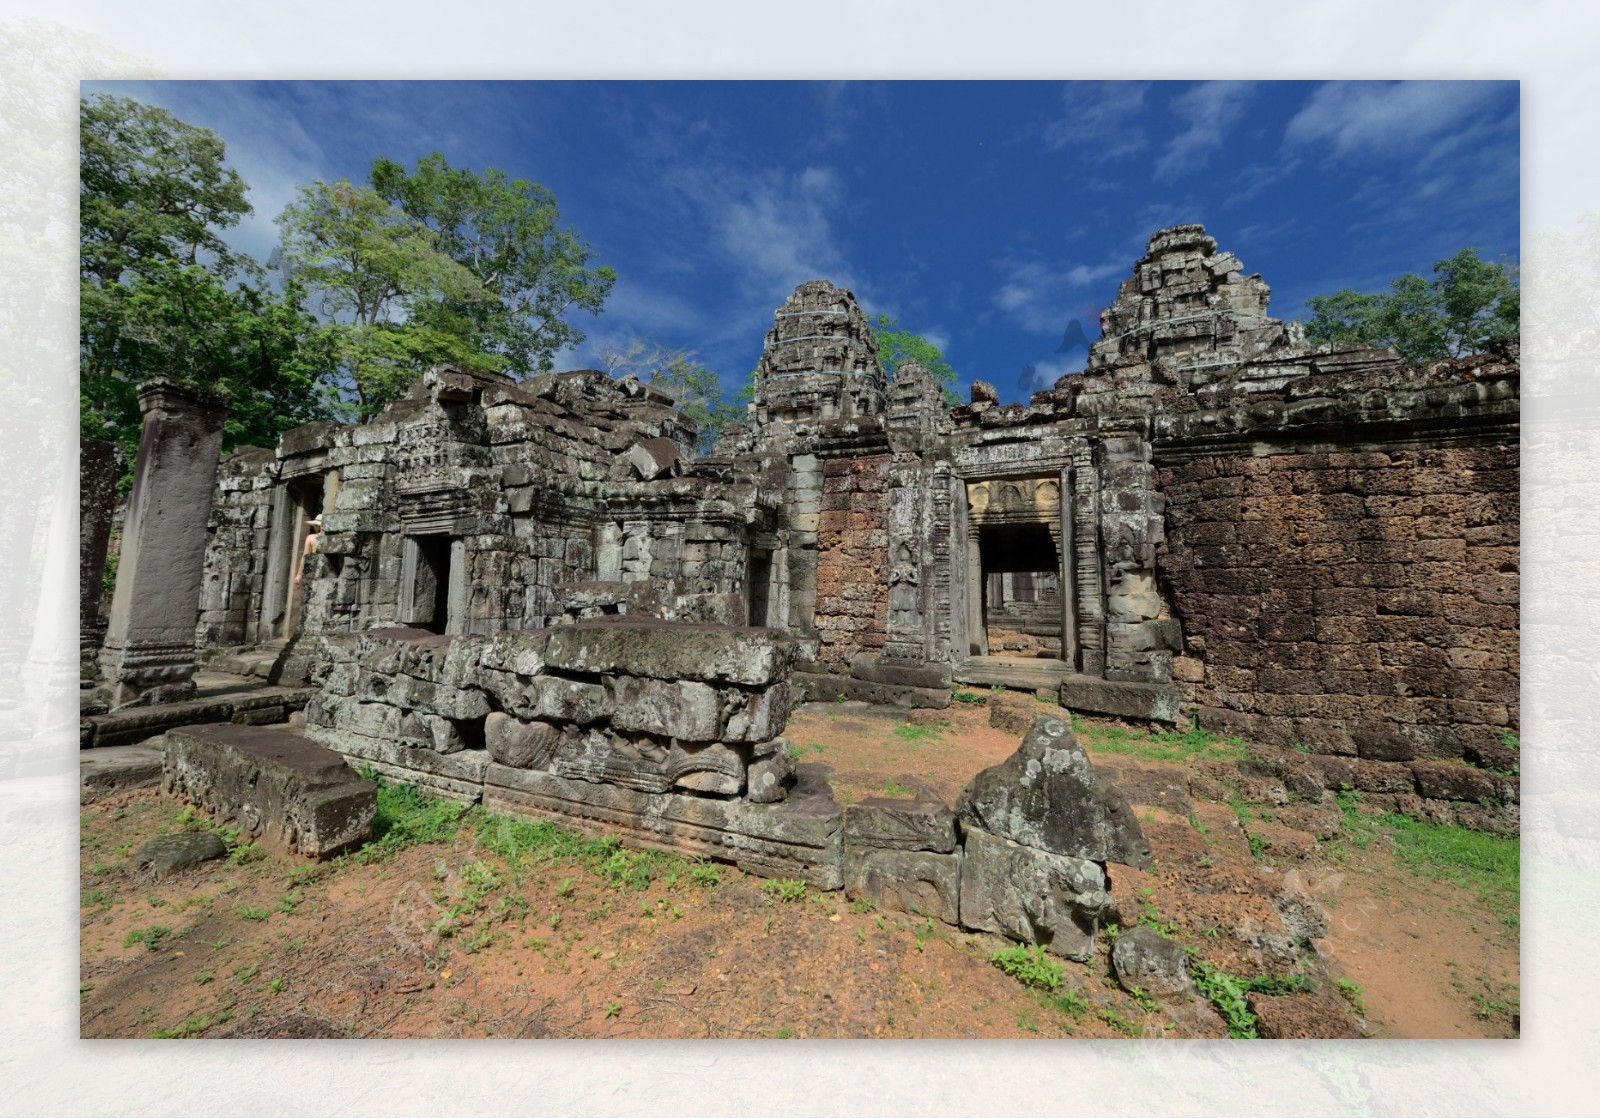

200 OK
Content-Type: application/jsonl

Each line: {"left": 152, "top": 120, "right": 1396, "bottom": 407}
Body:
{"left": 746, "top": 739, "right": 795, "bottom": 803}
{"left": 484, "top": 712, "right": 562, "bottom": 770}
{"left": 625, "top": 437, "right": 682, "bottom": 480}
{"left": 1110, "top": 925, "right": 1191, "bottom": 997}
{"left": 970, "top": 380, "right": 1000, "bottom": 405}
{"left": 132, "top": 830, "right": 228, "bottom": 875}
{"left": 957, "top": 827, "right": 1108, "bottom": 961}
{"left": 955, "top": 715, "right": 1153, "bottom": 868}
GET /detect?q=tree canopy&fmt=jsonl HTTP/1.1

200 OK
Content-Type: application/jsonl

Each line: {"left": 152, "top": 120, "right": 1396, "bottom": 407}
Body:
{"left": 1304, "top": 247, "right": 1519, "bottom": 363}
{"left": 371, "top": 153, "right": 616, "bottom": 378}
{"left": 869, "top": 314, "right": 960, "bottom": 405}
{"left": 80, "top": 93, "right": 335, "bottom": 471}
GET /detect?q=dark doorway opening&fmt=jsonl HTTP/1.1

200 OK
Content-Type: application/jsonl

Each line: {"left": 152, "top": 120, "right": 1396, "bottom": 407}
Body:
{"left": 405, "top": 534, "right": 455, "bottom": 634}
{"left": 748, "top": 548, "right": 773, "bottom": 627}
{"left": 978, "top": 523, "right": 1062, "bottom": 659}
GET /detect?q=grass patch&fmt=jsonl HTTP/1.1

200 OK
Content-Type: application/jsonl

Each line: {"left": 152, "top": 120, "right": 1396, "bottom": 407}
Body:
{"left": 760, "top": 878, "right": 808, "bottom": 903}
{"left": 348, "top": 771, "right": 470, "bottom": 863}
{"left": 989, "top": 943, "right": 1063, "bottom": 992}
{"left": 1076, "top": 721, "right": 1249, "bottom": 765}
{"left": 892, "top": 723, "right": 939, "bottom": 743}
{"left": 952, "top": 690, "right": 987, "bottom": 705}
{"left": 881, "top": 779, "right": 914, "bottom": 798}
{"left": 1380, "top": 811, "right": 1519, "bottom": 924}
{"left": 122, "top": 924, "right": 173, "bottom": 952}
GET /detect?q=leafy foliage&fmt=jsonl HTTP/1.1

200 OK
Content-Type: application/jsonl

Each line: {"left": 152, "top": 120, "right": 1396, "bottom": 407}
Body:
{"left": 79, "top": 94, "right": 336, "bottom": 470}
{"left": 989, "top": 943, "right": 1064, "bottom": 991}
{"left": 870, "top": 313, "right": 960, "bottom": 405}
{"left": 1304, "top": 247, "right": 1518, "bottom": 362}
{"left": 1190, "top": 958, "right": 1258, "bottom": 1038}
{"left": 371, "top": 153, "right": 616, "bottom": 379}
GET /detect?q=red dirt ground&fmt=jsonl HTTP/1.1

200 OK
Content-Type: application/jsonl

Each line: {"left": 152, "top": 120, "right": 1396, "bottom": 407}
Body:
{"left": 79, "top": 698, "right": 1517, "bottom": 1040}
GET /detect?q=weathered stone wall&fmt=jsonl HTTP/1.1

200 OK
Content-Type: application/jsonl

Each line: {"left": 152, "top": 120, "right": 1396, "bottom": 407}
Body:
{"left": 196, "top": 447, "right": 277, "bottom": 649}
{"left": 1159, "top": 442, "right": 1520, "bottom": 762}
{"left": 813, "top": 455, "right": 892, "bottom": 671}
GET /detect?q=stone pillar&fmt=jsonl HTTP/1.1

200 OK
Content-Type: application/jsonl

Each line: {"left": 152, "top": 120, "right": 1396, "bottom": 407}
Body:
{"left": 79, "top": 438, "right": 120, "bottom": 662}
{"left": 99, "top": 381, "right": 230, "bottom": 707}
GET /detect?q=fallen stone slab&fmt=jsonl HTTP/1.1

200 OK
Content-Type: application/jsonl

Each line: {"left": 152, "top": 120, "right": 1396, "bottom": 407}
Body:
{"left": 132, "top": 830, "right": 228, "bottom": 875}
{"left": 844, "top": 847, "right": 960, "bottom": 924}
{"left": 1111, "top": 925, "right": 1191, "bottom": 997}
{"left": 81, "top": 742, "right": 166, "bottom": 799}
{"left": 163, "top": 724, "right": 376, "bottom": 858}
{"left": 958, "top": 827, "right": 1108, "bottom": 961}
{"left": 529, "top": 621, "right": 800, "bottom": 687}
{"left": 482, "top": 760, "right": 843, "bottom": 888}
{"left": 956, "top": 715, "right": 1153, "bottom": 868}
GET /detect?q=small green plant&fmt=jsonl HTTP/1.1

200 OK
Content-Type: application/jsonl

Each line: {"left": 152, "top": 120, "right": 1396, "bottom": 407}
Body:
{"left": 152, "top": 1008, "right": 232, "bottom": 1039}
{"left": 556, "top": 877, "right": 575, "bottom": 898}
{"left": 1042, "top": 988, "right": 1089, "bottom": 1018}
{"left": 1191, "top": 960, "right": 1258, "bottom": 1039}
{"left": 267, "top": 977, "right": 286, "bottom": 994}
{"left": 194, "top": 968, "right": 214, "bottom": 986}
{"left": 913, "top": 918, "right": 935, "bottom": 952}
{"left": 123, "top": 924, "right": 173, "bottom": 952}
{"left": 881, "top": 779, "right": 914, "bottom": 798}
{"left": 604, "top": 1002, "right": 621, "bottom": 1019}
{"left": 1098, "top": 1007, "right": 1139, "bottom": 1036}
{"left": 774, "top": 1026, "right": 795, "bottom": 1039}
{"left": 689, "top": 862, "right": 721, "bottom": 888}
{"left": 892, "top": 723, "right": 938, "bottom": 743}
{"left": 1335, "top": 977, "right": 1368, "bottom": 1017}
{"left": 849, "top": 897, "right": 874, "bottom": 915}
{"left": 230, "top": 844, "right": 265, "bottom": 866}
{"left": 232, "top": 963, "right": 258, "bottom": 982}
{"left": 952, "top": 690, "right": 986, "bottom": 705}
{"left": 236, "top": 905, "right": 270, "bottom": 922}
{"left": 761, "top": 878, "right": 808, "bottom": 903}
{"left": 990, "top": 943, "right": 1063, "bottom": 992}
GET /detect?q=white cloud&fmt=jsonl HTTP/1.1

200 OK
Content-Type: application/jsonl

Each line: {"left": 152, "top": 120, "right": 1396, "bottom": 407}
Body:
{"left": 1285, "top": 80, "right": 1510, "bottom": 158}
{"left": 1155, "top": 81, "right": 1256, "bottom": 182}
{"left": 993, "top": 258, "right": 1124, "bottom": 334}
{"left": 1043, "top": 81, "right": 1149, "bottom": 159}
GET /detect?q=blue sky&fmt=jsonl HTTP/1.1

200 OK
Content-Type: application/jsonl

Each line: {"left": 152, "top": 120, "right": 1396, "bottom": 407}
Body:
{"left": 86, "top": 79, "right": 1520, "bottom": 404}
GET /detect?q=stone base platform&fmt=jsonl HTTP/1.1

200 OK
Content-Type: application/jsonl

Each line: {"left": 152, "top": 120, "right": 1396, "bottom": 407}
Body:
{"left": 483, "top": 762, "right": 844, "bottom": 888}
{"left": 793, "top": 672, "right": 949, "bottom": 710}
{"left": 306, "top": 725, "right": 490, "bottom": 804}
{"left": 954, "top": 657, "right": 1182, "bottom": 724}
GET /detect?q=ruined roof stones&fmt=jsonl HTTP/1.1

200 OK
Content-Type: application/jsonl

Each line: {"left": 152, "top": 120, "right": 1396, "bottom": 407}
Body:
{"left": 751, "top": 279, "right": 887, "bottom": 428}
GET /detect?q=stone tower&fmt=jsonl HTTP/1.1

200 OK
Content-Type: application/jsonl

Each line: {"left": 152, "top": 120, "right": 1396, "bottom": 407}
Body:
{"left": 1087, "top": 224, "right": 1306, "bottom": 382}
{"left": 750, "top": 280, "right": 886, "bottom": 427}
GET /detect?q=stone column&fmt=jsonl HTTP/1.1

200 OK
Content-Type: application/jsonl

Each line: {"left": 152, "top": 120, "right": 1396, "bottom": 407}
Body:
{"left": 79, "top": 438, "right": 120, "bottom": 662}
{"left": 99, "top": 381, "right": 230, "bottom": 706}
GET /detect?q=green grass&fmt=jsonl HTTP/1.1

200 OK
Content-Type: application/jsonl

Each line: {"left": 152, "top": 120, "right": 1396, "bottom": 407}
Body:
{"left": 347, "top": 771, "right": 471, "bottom": 863}
{"left": 760, "top": 878, "right": 808, "bottom": 903}
{"left": 952, "top": 690, "right": 987, "bottom": 705}
{"left": 881, "top": 779, "right": 914, "bottom": 798}
{"left": 122, "top": 924, "right": 173, "bottom": 952}
{"left": 1332, "top": 790, "right": 1518, "bottom": 925}
{"left": 989, "top": 943, "right": 1063, "bottom": 992}
{"left": 892, "top": 723, "right": 939, "bottom": 743}
{"left": 1380, "top": 810, "right": 1519, "bottom": 924}
{"left": 1075, "top": 721, "right": 1249, "bottom": 765}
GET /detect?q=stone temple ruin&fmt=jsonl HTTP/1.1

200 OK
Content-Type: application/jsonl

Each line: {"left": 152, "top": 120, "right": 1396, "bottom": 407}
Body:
{"left": 80, "top": 225, "right": 1520, "bottom": 959}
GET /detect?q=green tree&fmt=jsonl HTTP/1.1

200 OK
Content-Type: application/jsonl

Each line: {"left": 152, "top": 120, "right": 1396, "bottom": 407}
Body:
{"left": 275, "top": 178, "right": 490, "bottom": 416}
{"left": 869, "top": 313, "right": 960, "bottom": 405}
{"left": 1304, "top": 247, "right": 1518, "bottom": 362}
{"left": 601, "top": 340, "right": 743, "bottom": 454}
{"left": 370, "top": 153, "right": 616, "bottom": 377}
{"left": 80, "top": 94, "right": 334, "bottom": 469}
